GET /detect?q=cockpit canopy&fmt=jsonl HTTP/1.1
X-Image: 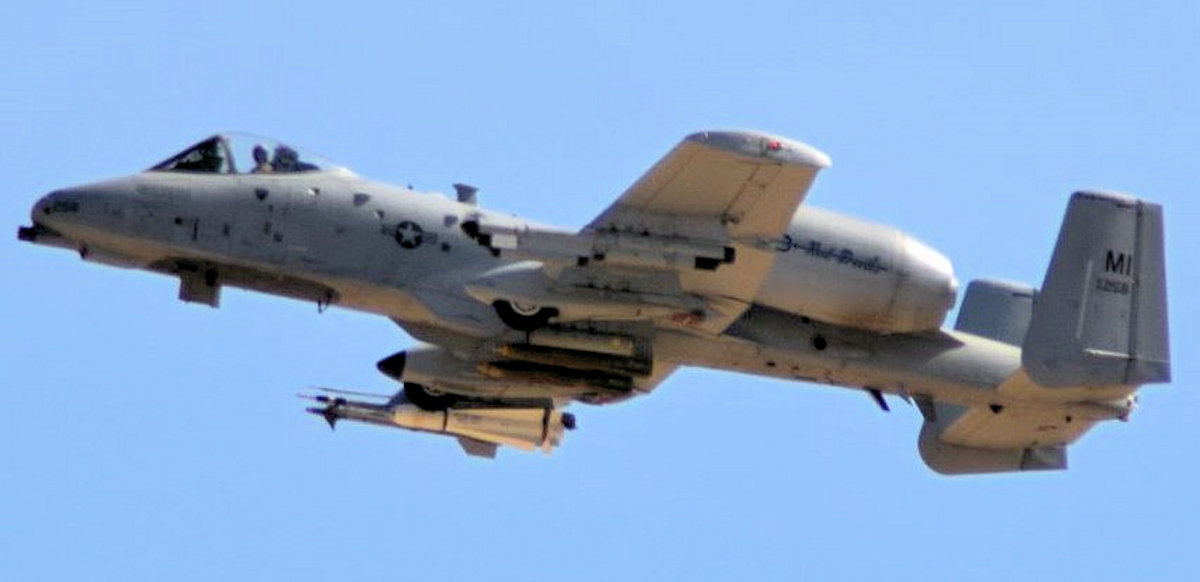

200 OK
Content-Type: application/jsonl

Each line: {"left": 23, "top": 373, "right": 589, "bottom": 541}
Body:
{"left": 149, "top": 133, "right": 353, "bottom": 176}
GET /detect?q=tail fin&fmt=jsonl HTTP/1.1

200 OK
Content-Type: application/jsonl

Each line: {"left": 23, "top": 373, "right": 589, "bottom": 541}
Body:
{"left": 1022, "top": 191, "right": 1170, "bottom": 387}
{"left": 954, "top": 279, "right": 1035, "bottom": 347}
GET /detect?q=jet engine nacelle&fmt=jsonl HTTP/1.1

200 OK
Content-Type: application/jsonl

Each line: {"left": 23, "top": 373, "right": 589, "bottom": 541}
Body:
{"left": 754, "top": 207, "right": 958, "bottom": 333}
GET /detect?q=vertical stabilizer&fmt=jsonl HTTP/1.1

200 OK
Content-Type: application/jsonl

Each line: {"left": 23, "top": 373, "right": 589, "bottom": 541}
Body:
{"left": 1023, "top": 191, "right": 1170, "bottom": 387}
{"left": 954, "top": 279, "right": 1035, "bottom": 346}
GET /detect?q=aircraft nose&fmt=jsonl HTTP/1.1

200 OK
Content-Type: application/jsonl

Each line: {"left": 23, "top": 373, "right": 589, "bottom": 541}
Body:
{"left": 21, "top": 176, "right": 143, "bottom": 244}
{"left": 33, "top": 189, "right": 83, "bottom": 222}
{"left": 31, "top": 190, "right": 60, "bottom": 220}
{"left": 18, "top": 189, "right": 83, "bottom": 243}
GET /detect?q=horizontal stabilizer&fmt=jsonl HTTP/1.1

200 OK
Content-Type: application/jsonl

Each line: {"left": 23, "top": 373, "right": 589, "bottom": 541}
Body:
{"left": 919, "top": 422, "right": 1067, "bottom": 475}
{"left": 915, "top": 399, "right": 1076, "bottom": 475}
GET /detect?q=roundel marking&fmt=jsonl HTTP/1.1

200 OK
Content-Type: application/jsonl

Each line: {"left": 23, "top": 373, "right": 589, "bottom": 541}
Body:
{"left": 395, "top": 220, "right": 424, "bottom": 249}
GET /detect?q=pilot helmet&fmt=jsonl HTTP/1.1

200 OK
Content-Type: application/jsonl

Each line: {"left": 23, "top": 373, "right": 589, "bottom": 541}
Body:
{"left": 274, "top": 145, "right": 298, "bottom": 166}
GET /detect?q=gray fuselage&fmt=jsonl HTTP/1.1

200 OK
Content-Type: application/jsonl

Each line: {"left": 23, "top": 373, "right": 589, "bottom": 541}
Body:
{"left": 25, "top": 167, "right": 1118, "bottom": 424}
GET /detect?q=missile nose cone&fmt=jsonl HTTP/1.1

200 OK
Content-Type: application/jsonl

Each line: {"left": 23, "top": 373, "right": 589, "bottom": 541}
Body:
{"left": 377, "top": 351, "right": 407, "bottom": 380}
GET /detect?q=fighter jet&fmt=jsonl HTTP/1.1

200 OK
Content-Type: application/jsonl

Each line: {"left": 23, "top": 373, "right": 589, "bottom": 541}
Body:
{"left": 18, "top": 130, "right": 1170, "bottom": 473}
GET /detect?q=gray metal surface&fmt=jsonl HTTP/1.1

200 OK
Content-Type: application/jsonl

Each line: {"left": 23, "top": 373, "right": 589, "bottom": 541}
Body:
{"left": 1023, "top": 191, "right": 1171, "bottom": 386}
{"left": 954, "top": 279, "right": 1035, "bottom": 346}
{"left": 19, "top": 132, "right": 1172, "bottom": 473}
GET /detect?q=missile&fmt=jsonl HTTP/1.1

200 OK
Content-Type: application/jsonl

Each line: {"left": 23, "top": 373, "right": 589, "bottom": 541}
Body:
{"left": 476, "top": 360, "right": 633, "bottom": 393}
{"left": 493, "top": 343, "right": 652, "bottom": 376}
{"left": 527, "top": 327, "right": 637, "bottom": 358}
{"left": 302, "top": 394, "right": 574, "bottom": 456}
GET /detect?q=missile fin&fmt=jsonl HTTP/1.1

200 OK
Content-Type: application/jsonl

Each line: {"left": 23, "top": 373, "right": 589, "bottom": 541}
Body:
{"left": 305, "top": 406, "right": 339, "bottom": 430}
{"left": 457, "top": 437, "right": 499, "bottom": 458}
{"left": 866, "top": 388, "right": 890, "bottom": 412}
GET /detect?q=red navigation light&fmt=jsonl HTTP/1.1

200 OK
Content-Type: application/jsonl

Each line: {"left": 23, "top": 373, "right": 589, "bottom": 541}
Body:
{"left": 766, "top": 140, "right": 782, "bottom": 151}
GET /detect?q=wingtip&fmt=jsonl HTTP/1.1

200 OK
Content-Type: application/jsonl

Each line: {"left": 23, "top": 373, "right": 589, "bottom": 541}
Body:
{"left": 686, "top": 129, "right": 831, "bottom": 168}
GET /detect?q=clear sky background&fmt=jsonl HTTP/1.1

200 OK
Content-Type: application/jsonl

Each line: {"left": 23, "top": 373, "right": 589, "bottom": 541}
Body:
{"left": 2, "top": 1, "right": 1196, "bottom": 580}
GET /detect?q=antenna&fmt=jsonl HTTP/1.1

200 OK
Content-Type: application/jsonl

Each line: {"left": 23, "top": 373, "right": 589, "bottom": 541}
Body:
{"left": 453, "top": 183, "right": 478, "bottom": 205}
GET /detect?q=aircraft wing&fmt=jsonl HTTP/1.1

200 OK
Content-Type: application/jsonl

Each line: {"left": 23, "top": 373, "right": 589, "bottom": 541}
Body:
{"left": 464, "top": 130, "right": 830, "bottom": 334}
{"left": 587, "top": 130, "right": 831, "bottom": 240}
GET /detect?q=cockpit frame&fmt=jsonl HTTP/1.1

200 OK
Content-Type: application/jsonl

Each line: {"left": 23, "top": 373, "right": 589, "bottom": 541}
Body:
{"left": 149, "top": 133, "right": 351, "bottom": 176}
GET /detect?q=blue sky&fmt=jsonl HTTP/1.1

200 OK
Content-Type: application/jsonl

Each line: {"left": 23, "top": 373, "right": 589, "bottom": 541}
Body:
{"left": 2, "top": 1, "right": 1197, "bottom": 580}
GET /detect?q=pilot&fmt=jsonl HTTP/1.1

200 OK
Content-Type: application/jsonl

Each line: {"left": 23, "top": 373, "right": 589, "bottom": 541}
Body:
{"left": 272, "top": 145, "right": 299, "bottom": 173}
{"left": 251, "top": 145, "right": 273, "bottom": 173}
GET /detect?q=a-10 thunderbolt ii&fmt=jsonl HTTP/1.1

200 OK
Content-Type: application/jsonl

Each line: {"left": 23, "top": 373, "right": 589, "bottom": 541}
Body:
{"left": 18, "top": 130, "right": 1170, "bottom": 474}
